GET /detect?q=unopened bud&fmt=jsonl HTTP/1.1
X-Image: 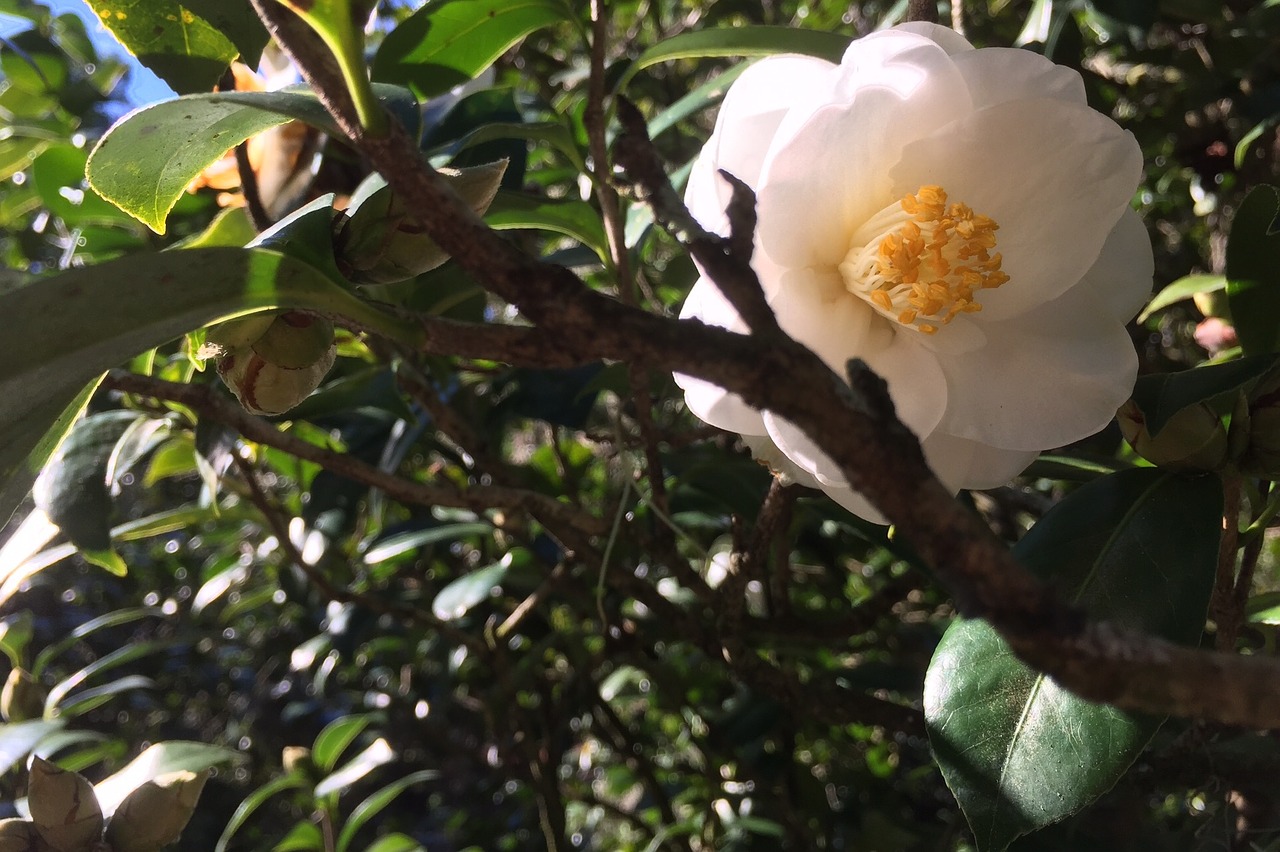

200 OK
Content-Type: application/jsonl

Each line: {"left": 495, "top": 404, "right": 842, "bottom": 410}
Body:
{"left": 28, "top": 756, "right": 102, "bottom": 852}
{"left": 281, "top": 747, "right": 311, "bottom": 774}
{"left": 336, "top": 160, "right": 507, "bottom": 285}
{"left": 103, "top": 770, "right": 208, "bottom": 852}
{"left": 213, "top": 312, "right": 336, "bottom": 415}
{"left": 1117, "top": 399, "right": 1228, "bottom": 471}
{"left": 1242, "top": 386, "right": 1280, "bottom": 477}
{"left": 1, "top": 669, "right": 45, "bottom": 723}
{"left": 0, "top": 818, "right": 43, "bottom": 852}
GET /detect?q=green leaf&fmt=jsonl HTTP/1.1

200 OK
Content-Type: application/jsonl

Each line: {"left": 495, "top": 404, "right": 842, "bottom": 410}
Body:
{"left": 87, "top": 85, "right": 419, "bottom": 234}
{"left": 33, "top": 607, "right": 163, "bottom": 679}
{"left": 1226, "top": 185, "right": 1280, "bottom": 357}
{"left": 614, "top": 26, "right": 850, "bottom": 92}
{"left": 183, "top": 0, "right": 269, "bottom": 67}
{"left": 373, "top": 0, "right": 573, "bottom": 101}
{"left": 485, "top": 191, "right": 608, "bottom": 261}
{"left": 312, "top": 714, "right": 374, "bottom": 773}
{"left": 215, "top": 772, "right": 312, "bottom": 852}
{"left": 83, "top": 0, "right": 238, "bottom": 94}
{"left": 1136, "top": 274, "right": 1225, "bottom": 323}
{"left": 431, "top": 120, "right": 585, "bottom": 172}
{"left": 45, "top": 639, "right": 170, "bottom": 715}
{"left": 0, "top": 247, "right": 423, "bottom": 530}
{"left": 432, "top": 554, "right": 512, "bottom": 620}
{"left": 362, "top": 521, "right": 494, "bottom": 565}
{"left": 94, "top": 740, "right": 245, "bottom": 817}
{"left": 925, "top": 468, "right": 1222, "bottom": 851}
{"left": 1, "top": 378, "right": 98, "bottom": 530}
{"left": 1129, "top": 354, "right": 1280, "bottom": 437}
{"left": 335, "top": 769, "right": 438, "bottom": 852}
{"left": 274, "top": 821, "right": 325, "bottom": 852}
{"left": 0, "top": 719, "right": 66, "bottom": 775}
{"left": 364, "top": 835, "right": 425, "bottom": 852}
{"left": 314, "top": 737, "right": 395, "bottom": 797}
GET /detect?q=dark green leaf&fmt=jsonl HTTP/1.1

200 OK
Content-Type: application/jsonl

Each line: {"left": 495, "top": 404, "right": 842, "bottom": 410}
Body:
{"left": 313, "top": 714, "right": 374, "bottom": 773}
{"left": 432, "top": 555, "right": 512, "bottom": 620}
{"left": 87, "top": 85, "right": 418, "bottom": 233}
{"left": 926, "top": 469, "right": 1222, "bottom": 851}
{"left": 614, "top": 26, "right": 850, "bottom": 91}
{"left": 0, "top": 248, "right": 422, "bottom": 529}
{"left": 335, "top": 769, "right": 439, "bottom": 852}
{"left": 1226, "top": 185, "right": 1280, "bottom": 357}
{"left": 373, "top": 0, "right": 573, "bottom": 101}
{"left": 1129, "top": 355, "right": 1280, "bottom": 436}
{"left": 485, "top": 191, "right": 608, "bottom": 260}
{"left": 1137, "top": 274, "right": 1225, "bottom": 323}
{"left": 183, "top": 0, "right": 269, "bottom": 67}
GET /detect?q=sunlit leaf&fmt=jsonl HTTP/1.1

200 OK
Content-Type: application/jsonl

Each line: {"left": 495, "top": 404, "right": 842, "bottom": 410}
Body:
{"left": 1226, "top": 185, "right": 1280, "bottom": 357}
{"left": 926, "top": 469, "right": 1222, "bottom": 850}
{"left": 373, "top": 0, "right": 573, "bottom": 100}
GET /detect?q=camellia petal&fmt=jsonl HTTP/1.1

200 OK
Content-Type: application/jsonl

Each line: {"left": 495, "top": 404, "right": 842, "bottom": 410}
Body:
{"left": 889, "top": 97, "right": 1142, "bottom": 320}
{"left": 676, "top": 23, "right": 1150, "bottom": 522}
{"left": 951, "top": 47, "right": 1087, "bottom": 108}
{"left": 686, "top": 55, "right": 837, "bottom": 235}
{"left": 758, "top": 35, "right": 973, "bottom": 269}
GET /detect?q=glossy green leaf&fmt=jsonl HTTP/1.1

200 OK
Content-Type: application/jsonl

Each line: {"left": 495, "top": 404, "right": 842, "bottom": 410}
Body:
{"left": 0, "top": 247, "right": 423, "bottom": 531}
{"left": 33, "top": 606, "right": 163, "bottom": 679}
{"left": 87, "top": 85, "right": 418, "bottom": 233}
{"left": 432, "top": 554, "right": 511, "bottom": 620}
{"left": 94, "top": 740, "right": 245, "bottom": 816}
{"left": 1129, "top": 354, "right": 1280, "bottom": 436}
{"left": 486, "top": 191, "right": 608, "bottom": 261}
{"left": 84, "top": 0, "right": 238, "bottom": 94}
{"left": 1226, "top": 185, "right": 1280, "bottom": 356}
{"left": 1137, "top": 273, "right": 1225, "bottom": 323}
{"left": 312, "top": 714, "right": 374, "bottom": 773}
{"left": 925, "top": 468, "right": 1222, "bottom": 851}
{"left": 274, "top": 821, "right": 325, "bottom": 851}
{"left": 314, "top": 736, "right": 395, "bottom": 797}
{"left": 335, "top": 769, "right": 438, "bottom": 852}
{"left": 431, "top": 120, "right": 585, "bottom": 171}
{"left": 364, "top": 835, "right": 425, "bottom": 852}
{"left": 214, "top": 772, "right": 311, "bottom": 852}
{"left": 362, "top": 521, "right": 494, "bottom": 565}
{"left": 45, "top": 639, "right": 169, "bottom": 715}
{"left": 614, "top": 26, "right": 850, "bottom": 91}
{"left": 183, "top": 0, "right": 269, "bottom": 67}
{"left": 55, "top": 674, "right": 156, "bottom": 718}
{"left": 373, "top": 0, "right": 573, "bottom": 101}
{"left": 0, "top": 719, "right": 66, "bottom": 776}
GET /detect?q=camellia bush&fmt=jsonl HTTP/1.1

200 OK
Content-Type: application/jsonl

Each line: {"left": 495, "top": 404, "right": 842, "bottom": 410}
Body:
{"left": 3, "top": 0, "right": 1280, "bottom": 849}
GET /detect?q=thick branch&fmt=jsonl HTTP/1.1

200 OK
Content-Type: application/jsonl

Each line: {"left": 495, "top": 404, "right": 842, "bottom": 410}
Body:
{"left": 252, "top": 4, "right": 1280, "bottom": 730}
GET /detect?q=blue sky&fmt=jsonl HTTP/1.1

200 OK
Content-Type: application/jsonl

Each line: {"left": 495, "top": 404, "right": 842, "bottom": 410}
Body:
{"left": 47, "top": 0, "right": 178, "bottom": 107}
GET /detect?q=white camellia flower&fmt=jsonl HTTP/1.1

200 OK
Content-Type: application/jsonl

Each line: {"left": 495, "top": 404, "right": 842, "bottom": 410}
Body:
{"left": 676, "top": 22, "right": 1152, "bottom": 521}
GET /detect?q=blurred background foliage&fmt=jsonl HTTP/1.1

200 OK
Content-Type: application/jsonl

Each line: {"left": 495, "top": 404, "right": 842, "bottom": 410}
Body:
{"left": 0, "top": 0, "right": 1278, "bottom": 849}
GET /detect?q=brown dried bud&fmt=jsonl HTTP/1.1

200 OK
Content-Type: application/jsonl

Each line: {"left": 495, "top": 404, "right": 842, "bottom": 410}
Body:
{"left": 28, "top": 756, "right": 102, "bottom": 852}
{"left": 1117, "top": 399, "right": 1228, "bottom": 471}
{"left": 214, "top": 312, "right": 336, "bottom": 416}
{"left": 0, "top": 818, "right": 45, "bottom": 852}
{"left": 1, "top": 669, "right": 45, "bottom": 723}
{"left": 103, "top": 771, "right": 208, "bottom": 852}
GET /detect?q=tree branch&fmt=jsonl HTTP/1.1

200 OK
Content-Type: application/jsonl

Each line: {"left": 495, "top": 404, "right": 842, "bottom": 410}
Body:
{"left": 251, "top": 2, "right": 1280, "bottom": 730}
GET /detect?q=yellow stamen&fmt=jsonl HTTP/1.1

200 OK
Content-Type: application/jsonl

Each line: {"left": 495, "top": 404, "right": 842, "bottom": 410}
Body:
{"left": 838, "top": 185, "right": 1007, "bottom": 334}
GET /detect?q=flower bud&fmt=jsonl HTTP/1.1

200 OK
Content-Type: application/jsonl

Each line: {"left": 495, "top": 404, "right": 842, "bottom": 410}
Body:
{"left": 214, "top": 312, "right": 337, "bottom": 415}
{"left": 0, "top": 818, "right": 43, "bottom": 852}
{"left": 103, "top": 770, "right": 208, "bottom": 852}
{"left": 28, "top": 756, "right": 102, "bottom": 852}
{"left": 1117, "top": 399, "right": 1228, "bottom": 471}
{"left": 336, "top": 160, "right": 507, "bottom": 285}
{"left": 281, "top": 746, "right": 311, "bottom": 774}
{"left": 1242, "top": 387, "right": 1280, "bottom": 477}
{"left": 1, "top": 669, "right": 46, "bottom": 723}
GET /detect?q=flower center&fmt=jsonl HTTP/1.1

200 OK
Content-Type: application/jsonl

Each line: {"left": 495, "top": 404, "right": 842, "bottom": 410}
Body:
{"left": 839, "top": 185, "right": 1009, "bottom": 335}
